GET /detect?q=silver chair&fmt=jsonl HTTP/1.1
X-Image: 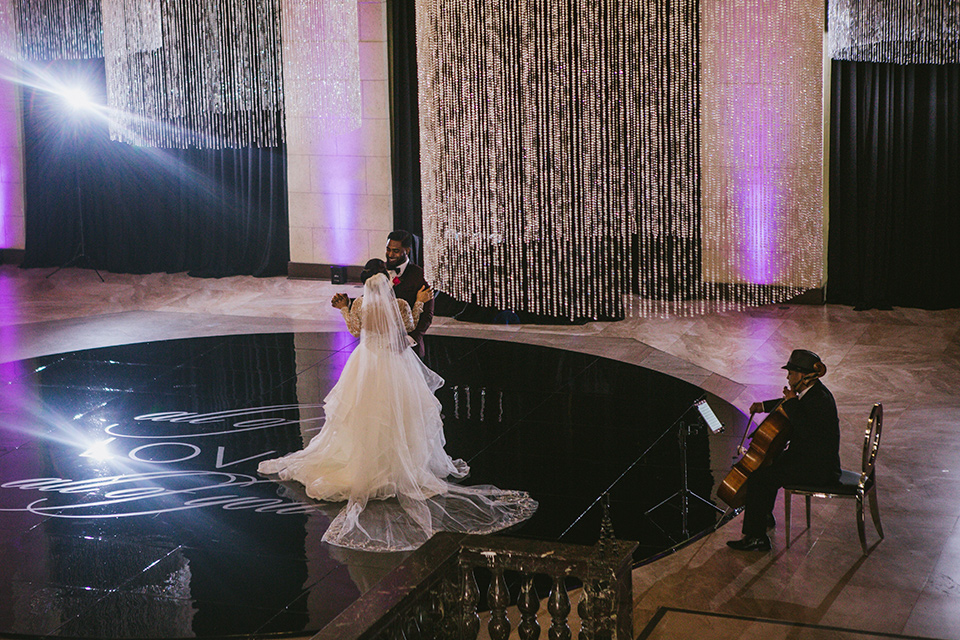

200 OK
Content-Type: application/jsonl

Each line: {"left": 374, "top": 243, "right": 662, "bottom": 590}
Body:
{"left": 784, "top": 403, "right": 884, "bottom": 555}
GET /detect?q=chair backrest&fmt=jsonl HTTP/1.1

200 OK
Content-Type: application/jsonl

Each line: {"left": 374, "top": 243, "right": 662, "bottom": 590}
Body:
{"left": 860, "top": 403, "right": 883, "bottom": 486}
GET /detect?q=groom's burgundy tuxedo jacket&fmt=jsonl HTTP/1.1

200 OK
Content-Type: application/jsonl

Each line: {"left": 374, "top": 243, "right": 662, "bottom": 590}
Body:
{"left": 393, "top": 261, "right": 433, "bottom": 357}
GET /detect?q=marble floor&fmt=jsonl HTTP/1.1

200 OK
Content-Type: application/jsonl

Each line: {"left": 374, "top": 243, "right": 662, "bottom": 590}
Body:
{"left": 1, "top": 264, "right": 958, "bottom": 639}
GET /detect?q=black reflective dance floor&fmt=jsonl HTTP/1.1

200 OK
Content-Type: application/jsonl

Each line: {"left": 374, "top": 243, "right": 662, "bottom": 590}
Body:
{"left": 0, "top": 333, "right": 749, "bottom": 638}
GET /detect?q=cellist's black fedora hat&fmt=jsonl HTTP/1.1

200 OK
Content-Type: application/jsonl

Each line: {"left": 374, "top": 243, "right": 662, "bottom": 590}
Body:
{"left": 782, "top": 349, "right": 822, "bottom": 374}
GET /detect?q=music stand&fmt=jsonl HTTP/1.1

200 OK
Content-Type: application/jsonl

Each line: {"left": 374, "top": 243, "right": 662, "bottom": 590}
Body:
{"left": 645, "top": 397, "right": 725, "bottom": 539}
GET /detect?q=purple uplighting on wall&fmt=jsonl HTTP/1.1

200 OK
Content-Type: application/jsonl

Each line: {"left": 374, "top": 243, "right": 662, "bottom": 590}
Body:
{"left": 0, "top": 68, "right": 23, "bottom": 250}
{"left": 0, "top": 180, "right": 8, "bottom": 246}
{"left": 701, "top": 0, "right": 824, "bottom": 303}
{"left": 322, "top": 191, "right": 358, "bottom": 266}
{"left": 733, "top": 83, "right": 786, "bottom": 286}
{"left": 739, "top": 180, "right": 778, "bottom": 285}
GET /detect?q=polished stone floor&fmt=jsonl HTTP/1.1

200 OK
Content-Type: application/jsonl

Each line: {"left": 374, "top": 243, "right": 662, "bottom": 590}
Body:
{"left": 1, "top": 264, "right": 958, "bottom": 639}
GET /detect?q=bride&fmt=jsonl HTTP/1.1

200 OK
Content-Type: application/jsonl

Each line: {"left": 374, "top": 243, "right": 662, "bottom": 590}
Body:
{"left": 258, "top": 259, "right": 537, "bottom": 551}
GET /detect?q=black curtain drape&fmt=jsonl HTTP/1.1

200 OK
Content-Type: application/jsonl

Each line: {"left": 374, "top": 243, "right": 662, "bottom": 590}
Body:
{"left": 388, "top": 0, "right": 423, "bottom": 264}
{"left": 828, "top": 60, "right": 960, "bottom": 309}
{"left": 21, "top": 59, "right": 288, "bottom": 277}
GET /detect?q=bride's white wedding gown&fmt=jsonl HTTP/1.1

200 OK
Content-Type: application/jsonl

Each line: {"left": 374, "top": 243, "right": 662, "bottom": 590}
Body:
{"left": 258, "top": 273, "right": 537, "bottom": 551}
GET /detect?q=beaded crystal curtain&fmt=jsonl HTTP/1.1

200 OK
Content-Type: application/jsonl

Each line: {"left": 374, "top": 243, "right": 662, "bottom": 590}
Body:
{"left": 8, "top": 0, "right": 102, "bottom": 60}
{"left": 6, "top": 0, "right": 362, "bottom": 148}
{"left": 635, "top": 0, "right": 701, "bottom": 307}
{"left": 281, "top": 0, "right": 361, "bottom": 133}
{"left": 102, "top": 0, "right": 285, "bottom": 148}
{"left": 417, "top": 0, "right": 652, "bottom": 320}
{"left": 829, "top": 0, "right": 960, "bottom": 64}
{"left": 417, "top": 0, "right": 818, "bottom": 319}
{"left": 699, "top": 0, "right": 824, "bottom": 305}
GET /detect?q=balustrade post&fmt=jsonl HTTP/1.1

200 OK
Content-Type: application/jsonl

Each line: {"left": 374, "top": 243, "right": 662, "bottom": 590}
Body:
{"left": 439, "top": 572, "right": 461, "bottom": 638}
{"left": 401, "top": 613, "right": 420, "bottom": 640}
{"left": 459, "top": 561, "right": 481, "bottom": 640}
{"left": 485, "top": 552, "right": 511, "bottom": 640}
{"left": 547, "top": 575, "right": 571, "bottom": 640}
{"left": 577, "top": 581, "right": 596, "bottom": 640}
{"left": 517, "top": 575, "right": 541, "bottom": 640}
{"left": 415, "top": 587, "right": 439, "bottom": 640}
{"left": 594, "top": 577, "right": 618, "bottom": 640}
{"left": 387, "top": 621, "right": 405, "bottom": 640}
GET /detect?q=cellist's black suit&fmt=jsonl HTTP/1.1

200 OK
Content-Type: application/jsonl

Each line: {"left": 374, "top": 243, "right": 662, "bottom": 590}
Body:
{"left": 741, "top": 379, "right": 842, "bottom": 538}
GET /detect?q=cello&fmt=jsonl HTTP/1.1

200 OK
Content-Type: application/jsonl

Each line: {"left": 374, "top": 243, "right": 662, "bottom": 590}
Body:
{"left": 716, "top": 362, "right": 826, "bottom": 509}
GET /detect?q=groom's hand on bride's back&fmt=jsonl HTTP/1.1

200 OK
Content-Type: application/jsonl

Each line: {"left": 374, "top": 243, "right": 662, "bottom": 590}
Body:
{"left": 416, "top": 285, "right": 434, "bottom": 304}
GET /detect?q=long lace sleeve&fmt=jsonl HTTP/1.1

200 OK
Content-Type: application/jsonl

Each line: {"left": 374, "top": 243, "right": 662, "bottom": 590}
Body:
{"left": 340, "top": 297, "right": 363, "bottom": 337}
{"left": 411, "top": 301, "right": 424, "bottom": 328}
{"left": 397, "top": 299, "right": 415, "bottom": 332}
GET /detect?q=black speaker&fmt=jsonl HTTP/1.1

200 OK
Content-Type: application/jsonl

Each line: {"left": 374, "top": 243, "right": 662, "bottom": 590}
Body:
{"left": 331, "top": 265, "right": 347, "bottom": 284}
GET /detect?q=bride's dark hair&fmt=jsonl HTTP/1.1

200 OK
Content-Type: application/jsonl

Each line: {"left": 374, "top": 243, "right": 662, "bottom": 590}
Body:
{"left": 360, "top": 259, "right": 389, "bottom": 284}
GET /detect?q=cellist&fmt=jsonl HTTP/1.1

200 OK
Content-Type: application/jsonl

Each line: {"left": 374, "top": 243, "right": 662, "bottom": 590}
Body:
{"left": 727, "top": 349, "right": 842, "bottom": 551}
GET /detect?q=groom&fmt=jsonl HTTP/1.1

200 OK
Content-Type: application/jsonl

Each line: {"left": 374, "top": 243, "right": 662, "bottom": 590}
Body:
{"left": 386, "top": 230, "right": 433, "bottom": 357}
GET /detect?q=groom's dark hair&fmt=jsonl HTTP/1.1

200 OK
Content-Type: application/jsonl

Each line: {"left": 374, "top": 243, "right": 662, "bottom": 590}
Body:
{"left": 387, "top": 230, "right": 413, "bottom": 249}
{"left": 360, "top": 259, "right": 388, "bottom": 284}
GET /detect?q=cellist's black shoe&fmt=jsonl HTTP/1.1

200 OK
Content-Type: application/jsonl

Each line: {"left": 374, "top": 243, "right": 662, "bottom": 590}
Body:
{"left": 767, "top": 513, "right": 776, "bottom": 529}
{"left": 726, "top": 535, "right": 771, "bottom": 552}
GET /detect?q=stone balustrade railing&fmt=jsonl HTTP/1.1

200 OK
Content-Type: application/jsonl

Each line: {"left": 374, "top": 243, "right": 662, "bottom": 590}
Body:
{"left": 314, "top": 532, "right": 638, "bottom": 640}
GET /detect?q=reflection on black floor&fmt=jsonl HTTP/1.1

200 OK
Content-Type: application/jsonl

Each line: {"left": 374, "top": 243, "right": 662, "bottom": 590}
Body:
{"left": 0, "top": 333, "right": 749, "bottom": 638}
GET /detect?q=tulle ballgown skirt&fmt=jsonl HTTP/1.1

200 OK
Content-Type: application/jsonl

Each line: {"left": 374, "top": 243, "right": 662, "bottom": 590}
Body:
{"left": 258, "top": 341, "right": 537, "bottom": 552}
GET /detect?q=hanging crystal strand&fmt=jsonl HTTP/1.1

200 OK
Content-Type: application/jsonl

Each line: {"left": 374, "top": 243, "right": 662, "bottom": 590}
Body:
{"left": 524, "top": 0, "right": 535, "bottom": 315}
{"left": 489, "top": 0, "right": 501, "bottom": 307}
{"left": 457, "top": 0, "right": 469, "bottom": 304}
{"left": 560, "top": 0, "right": 572, "bottom": 319}
{"left": 502, "top": 2, "right": 525, "bottom": 309}
{"left": 463, "top": 0, "right": 473, "bottom": 303}
{"left": 830, "top": 0, "right": 960, "bottom": 65}
{"left": 282, "top": 0, "right": 360, "bottom": 136}
{"left": 417, "top": 0, "right": 438, "bottom": 286}
{"left": 433, "top": 0, "right": 447, "bottom": 298}
{"left": 544, "top": 0, "right": 555, "bottom": 318}
{"left": 516, "top": 0, "right": 533, "bottom": 314}
{"left": 13, "top": 0, "right": 101, "bottom": 60}
{"left": 465, "top": 0, "right": 474, "bottom": 305}
{"left": 99, "top": 0, "right": 286, "bottom": 148}
{"left": 476, "top": 0, "right": 485, "bottom": 306}
{"left": 549, "top": 0, "right": 562, "bottom": 319}
{"left": 502, "top": 0, "right": 514, "bottom": 311}
{"left": 0, "top": 0, "right": 16, "bottom": 59}
{"left": 453, "top": 0, "right": 467, "bottom": 303}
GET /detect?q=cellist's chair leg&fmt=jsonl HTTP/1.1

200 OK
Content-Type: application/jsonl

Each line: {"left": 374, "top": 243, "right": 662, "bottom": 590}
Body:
{"left": 868, "top": 486, "right": 884, "bottom": 540}
{"left": 856, "top": 493, "right": 868, "bottom": 555}
{"left": 805, "top": 495, "right": 811, "bottom": 528}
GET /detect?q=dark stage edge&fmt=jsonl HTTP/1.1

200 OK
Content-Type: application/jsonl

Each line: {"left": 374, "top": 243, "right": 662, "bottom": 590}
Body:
{"left": 0, "top": 332, "right": 750, "bottom": 639}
